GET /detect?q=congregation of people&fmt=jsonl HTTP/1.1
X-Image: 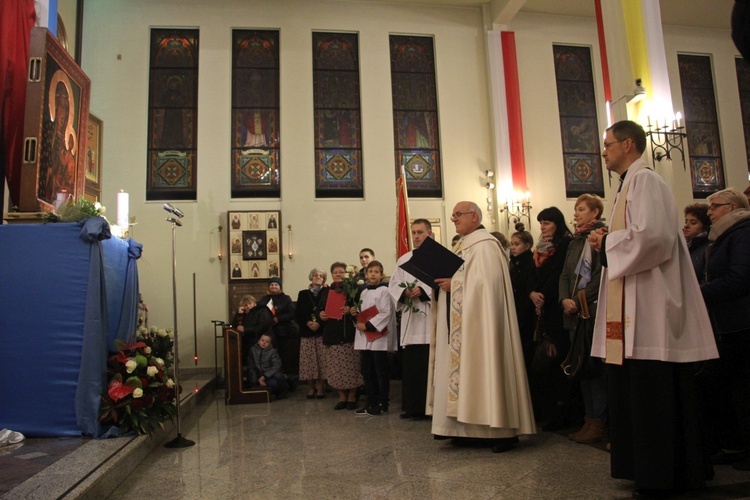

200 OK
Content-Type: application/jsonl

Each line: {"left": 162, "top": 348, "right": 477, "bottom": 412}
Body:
{"left": 227, "top": 121, "right": 750, "bottom": 500}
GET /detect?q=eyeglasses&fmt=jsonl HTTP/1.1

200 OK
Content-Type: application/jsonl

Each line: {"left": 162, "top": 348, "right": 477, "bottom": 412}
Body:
{"left": 450, "top": 211, "right": 475, "bottom": 221}
{"left": 603, "top": 139, "right": 626, "bottom": 150}
{"left": 708, "top": 202, "right": 732, "bottom": 211}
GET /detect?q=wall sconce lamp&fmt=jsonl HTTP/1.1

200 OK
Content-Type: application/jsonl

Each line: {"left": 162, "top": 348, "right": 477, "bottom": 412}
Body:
{"left": 217, "top": 225, "right": 223, "bottom": 261}
{"left": 500, "top": 191, "right": 532, "bottom": 226}
{"left": 646, "top": 113, "right": 687, "bottom": 167}
{"left": 287, "top": 224, "right": 293, "bottom": 259}
{"left": 484, "top": 170, "right": 495, "bottom": 215}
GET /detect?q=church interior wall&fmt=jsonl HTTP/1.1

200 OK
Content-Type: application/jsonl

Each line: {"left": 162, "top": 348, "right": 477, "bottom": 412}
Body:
{"left": 79, "top": 1, "right": 742, "bottom": 368}
{"left": 82, "top": 0, "right": 492, "bottom": 366}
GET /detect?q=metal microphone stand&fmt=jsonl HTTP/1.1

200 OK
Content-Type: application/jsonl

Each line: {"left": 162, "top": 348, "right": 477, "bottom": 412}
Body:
{"left": 164, "top": 213, "right": 195, "bottom": 448}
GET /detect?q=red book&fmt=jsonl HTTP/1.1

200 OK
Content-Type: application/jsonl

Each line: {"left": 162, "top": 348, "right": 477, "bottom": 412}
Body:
{"left": 324, "top": 289, "right": 347, "bottom": 320}
{"left": 358, "top": 305, "right": 387, "bottom": 342}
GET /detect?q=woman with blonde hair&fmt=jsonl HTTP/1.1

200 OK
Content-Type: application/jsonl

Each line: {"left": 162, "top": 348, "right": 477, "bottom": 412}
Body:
{"left": 558, "top": 194, "right": 607, "bottom": 443}
{"left": 700, "top": 188, "right": 750, "bottom": 470}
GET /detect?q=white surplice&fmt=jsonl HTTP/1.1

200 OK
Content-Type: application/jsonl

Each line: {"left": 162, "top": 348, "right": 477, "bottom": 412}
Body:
{"left": 353, "top": 284, "right": 397, "bottom": 352}
{"left": 591, "top": 159, "right": 718, "bottom": 362}
{"left": 389, "top": 251, "right": 432, "bottom": 346}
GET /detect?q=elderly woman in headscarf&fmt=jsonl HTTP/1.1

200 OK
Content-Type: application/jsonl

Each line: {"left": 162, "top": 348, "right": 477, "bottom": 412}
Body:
{"left": 700, "top": 187, "right": 750, "bottom": 471}
{"left": 258, "top": 277, "right": 297, "bottom": 382}
{"left": 296, "top": 268, "right": 328, "bottom": 399}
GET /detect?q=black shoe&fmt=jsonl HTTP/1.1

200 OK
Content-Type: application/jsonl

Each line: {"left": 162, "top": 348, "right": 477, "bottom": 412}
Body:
{"left": 710, "top": 449, "right": 748, "bottom": 465}
{"left": 346, "top": 401, "right": 357, "bottom": 410}
{"left": 491, "top": 437, "right": 519, "bottom": 453}
{"left": 399, "top": 412, "right": 414, "bottom": 419}
{"left": 333, "top": 401, "right": 347, "bottom": 410}
{"left": 632, "top": 488, "right": 673, "bottom": 499}
{"left": 355, "top": 405, "right": 372, "bottom": 416}
{"left": 366, "top": 404, "right": 387, "bottom": 416}
{"left": 732, "top": 457, "right": 750, "bottom": 471}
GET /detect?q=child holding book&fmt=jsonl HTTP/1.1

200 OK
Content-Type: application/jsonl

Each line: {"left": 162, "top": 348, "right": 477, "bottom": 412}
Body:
{"left": 353, "top": 260, "right": 396, "bottom": 416}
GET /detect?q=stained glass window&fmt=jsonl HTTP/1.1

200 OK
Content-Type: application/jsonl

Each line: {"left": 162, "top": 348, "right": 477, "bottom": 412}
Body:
{"left": 552, "top": 45, "right": 604, "bottom": 198}
{"left": 735, "top": 57, "right": 750, "bottom": 178}
{"left": 147, "top": 29, "right": 199, "bottom": 201}
{"left": 231, "top": 30, "right": 280, "bottom": 198}
{"left": 313, "top": 32, "right": 363, "bottom": 198}
{"left": 678, "top": 54, "right": 725, "bottom": 198}
{"left": 390, "top": 35, "right": 442, "bottom": 198}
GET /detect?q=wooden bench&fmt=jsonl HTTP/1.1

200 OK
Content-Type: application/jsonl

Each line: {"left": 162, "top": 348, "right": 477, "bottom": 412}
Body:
{"left": 223, "top": 328, "right": 270, "bottom": 405}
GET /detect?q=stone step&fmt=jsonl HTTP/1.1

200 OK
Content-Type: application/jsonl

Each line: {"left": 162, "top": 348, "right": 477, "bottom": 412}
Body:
{"left": 5, "top": 371, "right": 216, "bottom": 499}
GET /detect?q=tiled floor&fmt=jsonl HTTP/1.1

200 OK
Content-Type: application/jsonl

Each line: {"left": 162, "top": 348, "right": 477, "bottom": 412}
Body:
{"left": 101, "top": 383, "right": 750, "bottom": 499}
{"left": 3, "top": 380, "right": 749, "bottom": 499}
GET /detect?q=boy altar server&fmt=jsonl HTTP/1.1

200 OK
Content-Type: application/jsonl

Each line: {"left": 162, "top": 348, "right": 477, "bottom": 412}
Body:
{"left": 354, "top": 261, "right": 396, "bottom": 416}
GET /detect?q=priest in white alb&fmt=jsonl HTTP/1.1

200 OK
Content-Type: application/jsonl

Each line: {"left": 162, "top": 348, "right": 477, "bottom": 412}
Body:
{"left": 588, "top": 120, "right": 718, "bottom": 498}
{"left": 427, "top": 201, "right": 536, "bottom": 453}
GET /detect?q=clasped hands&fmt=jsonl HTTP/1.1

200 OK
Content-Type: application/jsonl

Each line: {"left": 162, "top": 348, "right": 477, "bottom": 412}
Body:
{"left": 588, "top": 227, "right": 608, "bottom": 252}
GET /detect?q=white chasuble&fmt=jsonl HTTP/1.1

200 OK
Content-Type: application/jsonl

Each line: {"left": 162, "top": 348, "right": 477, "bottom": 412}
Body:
{"left": 427, "top": 229, "right": 536, "bottom": 438}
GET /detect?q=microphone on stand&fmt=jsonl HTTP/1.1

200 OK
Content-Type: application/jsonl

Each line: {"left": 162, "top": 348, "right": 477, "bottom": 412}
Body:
{"left": 163, "top": 203, "right": 185, "bottom": 218}
{"left": 165, "top": 217, "right": 182, "bottom": 227}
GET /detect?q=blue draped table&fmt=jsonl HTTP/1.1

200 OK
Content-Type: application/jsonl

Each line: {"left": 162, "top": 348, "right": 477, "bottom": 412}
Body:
{"left": 0, "top": 218, "right": 141, "bottom": 437}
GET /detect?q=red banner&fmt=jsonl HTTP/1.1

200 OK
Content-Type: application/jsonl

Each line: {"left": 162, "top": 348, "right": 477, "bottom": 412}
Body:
{"left": 0, "top": 0, "right": 36, "bottom": 206}
{"left": 396, "top": 172, "right": 411, "bottom": 258}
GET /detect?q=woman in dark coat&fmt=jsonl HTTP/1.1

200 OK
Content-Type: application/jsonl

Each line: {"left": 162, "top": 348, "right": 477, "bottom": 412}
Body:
{"left": 258, "top": 277, "right": 297, "bottom": 379}
{"left": 319, "top": 262, "right": 362, "bottom": 410}
{"left": 529, "top": 206, "right": 572, "bottom": 427}
{"left": 296, "top": 268, "right": 328, "bottom": 399}
{"left": 700, "top": 188, "right": 750, "bottom": 471}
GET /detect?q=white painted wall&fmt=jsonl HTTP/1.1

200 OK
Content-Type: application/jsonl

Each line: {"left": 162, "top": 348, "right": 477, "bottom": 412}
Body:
{"left": 80, "top": 2, "right": 744, "bottom": 368}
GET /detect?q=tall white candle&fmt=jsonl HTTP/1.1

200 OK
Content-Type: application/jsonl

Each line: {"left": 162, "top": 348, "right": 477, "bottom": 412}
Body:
{"left": 117, "top": 191, "right": 129, "bottom": 228}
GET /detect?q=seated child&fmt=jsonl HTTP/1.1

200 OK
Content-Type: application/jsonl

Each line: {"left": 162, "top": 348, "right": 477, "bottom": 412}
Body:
{"left": 248, "top": 333, "right": 289, "bottom": 399}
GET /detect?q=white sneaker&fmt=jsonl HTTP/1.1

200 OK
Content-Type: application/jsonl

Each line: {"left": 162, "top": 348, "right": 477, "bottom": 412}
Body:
{"left": 8, "top": 431, "right": 24, "bottom": 444}
{"left": 0, "top": 429, "right": 12, "bottom": 446}
{"left": 0, "top": 429, "right": 25, "bottom": 446}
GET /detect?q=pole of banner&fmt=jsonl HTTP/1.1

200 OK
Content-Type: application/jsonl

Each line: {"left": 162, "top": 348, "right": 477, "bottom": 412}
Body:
{"left": 401, "top": 166, "right": 413, "bottom": 251}
{"left": 163, "top": 205, "right": 195, "bottom": 449}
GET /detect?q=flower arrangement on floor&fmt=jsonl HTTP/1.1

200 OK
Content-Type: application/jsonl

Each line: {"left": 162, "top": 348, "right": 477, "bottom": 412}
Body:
{"left": 99, "top": 325, "right": 178, "bottom": 436}
{"left": 43, "top": 196, "right": 106, "bottom": 223}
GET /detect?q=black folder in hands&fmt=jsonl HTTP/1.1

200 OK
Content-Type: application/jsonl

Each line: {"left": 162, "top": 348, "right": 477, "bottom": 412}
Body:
{"left": 399, "top": 236, "right": 464, "bottom": 288}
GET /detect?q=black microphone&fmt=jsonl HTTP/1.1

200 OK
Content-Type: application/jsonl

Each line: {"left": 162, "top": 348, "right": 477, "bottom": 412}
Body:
{"left": 163, "top": 203, "right": 184, "bottom": 218}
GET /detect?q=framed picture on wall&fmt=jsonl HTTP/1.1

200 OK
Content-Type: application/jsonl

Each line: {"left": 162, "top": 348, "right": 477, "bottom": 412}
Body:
{"left": 19, "top": 27, "right": 91, "bottom": 212}
{"left": 227, "top": 210, "right": 282, "bottom": 323}
{"left": 85, "top": 113, "right": 102, "bottom": 199}
{"left": 227, "top": 210, "right": 281, "bottom": 282}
